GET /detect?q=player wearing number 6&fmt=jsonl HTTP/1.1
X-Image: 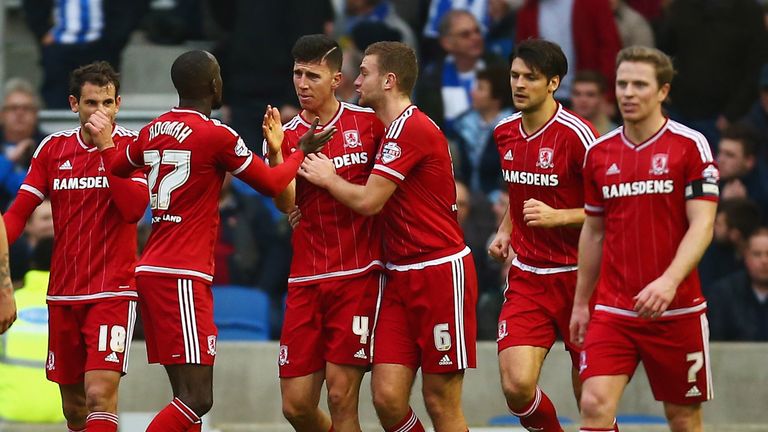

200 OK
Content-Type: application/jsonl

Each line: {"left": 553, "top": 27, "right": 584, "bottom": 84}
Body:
{"left": 88, "top": 50, "right": 334, "bottom": 432}
{"left": 2, "top": 62, "right": 147, "bottom": 432}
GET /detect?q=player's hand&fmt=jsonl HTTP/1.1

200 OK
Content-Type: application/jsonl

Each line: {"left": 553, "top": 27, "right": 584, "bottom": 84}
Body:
{"left": 298, "top": 153, "right": 336, "bottom": 188}
{"left": 522, "top": 199, "right": 561, "bottom": 228}
{"left": 298, "top": 117, "right": 336, "bottom": 154}
{"left": 488, "top": 230, "right": 512, "bottom": 263}
{"left": 262, "top": 105, "right": 284, "bottom": 155}
{"left": 287, "top": 206, "right": 302, "bottom": 229}
{"left": 0, "top": 286, "right": 17, "bottom": 334}
{"left": 569, "top": 302, "right": 590, "bottom": 347}
{"left": 633, "top": 274, "right": 677, "bottom": 319}
{"left": 84, "top": 110, "right": 115, "bottom": 151}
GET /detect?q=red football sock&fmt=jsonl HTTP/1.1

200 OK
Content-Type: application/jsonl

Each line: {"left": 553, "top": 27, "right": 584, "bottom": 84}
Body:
{"left": 385, "top": 407, "right": 425, "bottom": 432}
{"left": 146, "top": 397, "right": 201, "bottom": 432}
{"left": 85, "top": 412, "right": 118, "bottom": 431}
{"left": 509, "top": 387, "right": 563, "bottom": 432}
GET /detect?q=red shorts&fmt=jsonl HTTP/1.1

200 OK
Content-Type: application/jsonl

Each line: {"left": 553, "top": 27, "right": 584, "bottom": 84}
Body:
{"left": 497, "top": 264, "right": 579, "bottom": 367}
{"left": 580, "top": 311, "right": 713, "bottom": 404}
{"left": 137, "top": 276, "right": 217, "bottom": 366}
{"left": 47, "top": 299, "right": 138, "bottom": 385}
{"left": 279, "top": 272, "right": 383, "bottom": 378}
{"left": 372, "top": 251, "right": 477, "bottom": 374}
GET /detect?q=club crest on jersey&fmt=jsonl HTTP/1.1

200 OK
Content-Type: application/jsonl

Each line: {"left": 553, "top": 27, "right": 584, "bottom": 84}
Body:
{"left": 343, "top": 130, "right": 361, "bottom": 148}
{"left": 278, "top": 345, "right": 289, "bottom": 366}
{"left": 536, "top": 147, "right": 554, "bottom": 169}
{"left": 649, "top": 153, "right": 669, "bottom": 175}
{"left": 381, "top": 142, "right": 402, "bottom": 164}
{"left": 207, "top": 335, "right": 217, "bottom": 356}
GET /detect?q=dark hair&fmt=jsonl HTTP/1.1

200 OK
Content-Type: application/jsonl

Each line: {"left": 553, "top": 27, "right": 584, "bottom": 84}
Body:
{"left": 31, "top": 236, "right": 54, "bottom": 271}
{"left": 292, "top": 34, "right": 343, "bottom": 73}
{"left": 477, "top": 66, "right": 513, "bottom": 108}
{"left": 721, "top": 122, "right": 760, "bottom": 159}
{"left": 364, "top": 41, "right": 418, "bottom": 97}
{"left": 573, "top": 70, "right": 607, "bottom": 94}
{"left": 747, "top": 226, "right": 768, "bottom": 248}
{"left": 69, "top": 61, "right": 120, "bottom": 101}
{"left": 719, "top": 198, "right": 762, "bottom": 240}
{"left": 511, "top": 39, "right": 568, "bottom": 84}
{"left": 171, "top": 50, "right": 219, "bottom": 100}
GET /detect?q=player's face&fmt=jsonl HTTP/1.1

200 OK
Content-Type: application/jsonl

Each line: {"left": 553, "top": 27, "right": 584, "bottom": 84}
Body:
{"left": 615, "top": 61, "right": 669, "bottom": 123}
{"left": 716, "top": 138, "right": 751, "bottom": 180}
{"left": 570, "top": 82, "right": 602, "bottom": 120}
{"left": 745, "top": 233, "right": 768, "bottom": 285}
{"left": 2, "top": 91, "right": 38, "bottom": 137}
{"left": 293, "top": 60, "right": 341, "bottom": 113}
{"left": 354, "top": 55, "right": 385, "bottom": 109}
{"left": 509, "top": 58, "right": 558, "bottom": 114}
{"left": 442, "top": 14, "right": 484, "bottom": 60}
{"left": 69, "top": 82, "right": 120, "bottom": 126}
{"left": 471, "top": 79, "right": 495, "bottom": 112}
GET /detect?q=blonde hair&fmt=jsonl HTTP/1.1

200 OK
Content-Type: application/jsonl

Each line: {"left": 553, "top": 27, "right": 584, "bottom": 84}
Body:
{"left": 616, "top": 46, "right": 676, "bottom": 87}
{"left": 364, "top": 41, "right": 418, "bottom": 97}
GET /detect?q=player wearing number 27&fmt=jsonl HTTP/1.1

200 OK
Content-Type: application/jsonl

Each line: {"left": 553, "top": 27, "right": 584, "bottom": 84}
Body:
{"left": 2, "top": 62, "right": 147, "bottom": 432}
{"left": 570, "top": 46, "right": 719, "bottom": 432}
{"left": 89, "top": 50, "right": 333, "bottom": 432}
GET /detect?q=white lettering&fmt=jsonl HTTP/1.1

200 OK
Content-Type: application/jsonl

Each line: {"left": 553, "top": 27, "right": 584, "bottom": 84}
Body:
{"left": 502, "top": 169, "right": 559, "bottom": 187}
{"left": 149, "top": 121, "right": 194, "bottom": 143}
{"left": 602, "top": 180, "right": 674, "bottom": 199}
{"left": 51, "top": 176, "right": 110, "bottom": 191}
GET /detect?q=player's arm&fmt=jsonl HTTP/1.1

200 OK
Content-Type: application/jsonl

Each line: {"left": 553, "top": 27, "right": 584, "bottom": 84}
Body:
{"left": 570, "top": 214, "right": 605, "bottom": 346}
{"left": 488, "top": 203, "right": 513, "bottom": 262}
{"left": 523, "top": 199, "right": 585, "bottom": 228}
{"left": 86, "top": 111, "right": 145, "bottom": 177}
{"left": 262, "top": 105, "right": 296, "bottom": 213}
{"left": 107, "top": 172, "right": 149, "bottom": 223}
{"left": 633, "top": 199, "right": 717, "bottom": 318}
{"left": 299, "top": 153, "right": 398, "bottom": 216}
{"left": 0, "top": 216, "right": 16, "bottom": 334}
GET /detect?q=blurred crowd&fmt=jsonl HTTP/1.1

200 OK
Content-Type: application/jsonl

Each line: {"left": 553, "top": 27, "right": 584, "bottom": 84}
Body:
{"left": 2, "top": 0, "right": 768, "bottom": 342}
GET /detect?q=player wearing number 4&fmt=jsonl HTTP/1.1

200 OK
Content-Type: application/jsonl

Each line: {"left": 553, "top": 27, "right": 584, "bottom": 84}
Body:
{"left": 570, "top": 46, "right": 719, "bottom": 432}
{"left": 88, "top": 50, "right": 333, "bottom": 432}
{"left": 2, "top": 62, "right": 147, "bottom": 432}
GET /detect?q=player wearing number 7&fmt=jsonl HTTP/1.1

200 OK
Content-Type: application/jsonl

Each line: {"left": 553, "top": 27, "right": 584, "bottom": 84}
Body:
{"left": 87, "top": 50, "right": 333, "bottom": 432}
{"left": 3, "top": 62, "right": 147, "bottom": 432}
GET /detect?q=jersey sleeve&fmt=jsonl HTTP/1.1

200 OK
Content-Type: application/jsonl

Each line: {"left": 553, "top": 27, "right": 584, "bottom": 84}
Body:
{"left": 583, "top": 148, "right": 604, "bottom": 216}
{"left": 683, "top": 135, "right": 719, "bottom": 202}
{"left": 371, "top": 135, "right": 425, "bottom": 185}
{"left": 20, "top": 138, "right": 51, "bottom": 201}
{"left": 213, "top": 127, "right": 255, "bottom": 175}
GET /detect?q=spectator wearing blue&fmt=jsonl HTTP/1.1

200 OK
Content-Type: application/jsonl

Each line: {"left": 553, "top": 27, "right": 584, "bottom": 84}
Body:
{"left": 486, "top": 0, "right": 517, "bottom": 60}
{"left": 342, "top": 0, "right": 418, "bottom": 50}
{"left": 707, "top": 227, "right": 768, "bottom": 341}
{"left": 416, "top": 10, "right": 505, "bottom": 130}
{"left": 741, "top": 63, "right": 768, "bottom": 150}
{"left": 21, "top": 0, "right": 149, "bottom": 108}
{"left": 422, "top": 0, "right": 490, "bottom": 63}
{"left": 450, "top": 65, "right": 513, "bottom": 195}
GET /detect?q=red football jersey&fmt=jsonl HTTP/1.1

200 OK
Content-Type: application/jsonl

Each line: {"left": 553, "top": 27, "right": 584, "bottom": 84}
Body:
{"left": 20, "top": 126, "right": 144, "bottom": 303}
{"left": 494, "top": 104, "right": 597, "bottom": 269}
{"left": 125, "top": 108, "right": 262, "bottom": 283}
{"left": 273, "top": 103, "right": 386, "bottom": 285}
{"left": 370, "top": 105, "right": 466, "bottom": 264}
{"left": 584, "top": 119, "right": 719, "bottom": 318}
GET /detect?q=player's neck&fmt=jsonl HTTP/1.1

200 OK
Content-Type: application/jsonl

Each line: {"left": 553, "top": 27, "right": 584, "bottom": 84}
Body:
{"left": 377, "top": 95, "right": 412, "bottom": 128}
{"left": 177, "top": 99, "right": 212, "bottom": 117}
{"left": 303, "top": 99, "right": 340, "bottom": 126}
{"left": 521, "top": 97, "right": 557, "bottom": 135}
{"left": 623, "top": 111, "right": 666, "bottom": 144}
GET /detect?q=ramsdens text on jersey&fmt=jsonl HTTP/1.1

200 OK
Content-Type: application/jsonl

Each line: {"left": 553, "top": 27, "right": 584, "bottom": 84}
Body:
{"left": 148, "top": 121, "right": 193, "bottom": 143}
{"left": 331, "top": 152, "right": 368, "bottom": 169}
{"left": 602, "top": 180, "right": 674, "bottom": 199}
{"left": 52, "top": 176, "right": 109, "bottom": 190}
{"left": 502, "top": 169, "right": 559, "bottom": 186}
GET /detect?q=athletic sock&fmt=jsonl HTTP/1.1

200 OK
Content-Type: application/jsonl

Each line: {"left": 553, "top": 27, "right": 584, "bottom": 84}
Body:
{"left": 509, "top": 387, "right": 563, "bottom": 432}
{"left": 85, "top": 412, "right": 118, "bottom": 432}
{"left": 385, "top": 407, "right": 426, "bottom": 432}
{"left": 146, "top": 397, "right": 201, "bottom": 432}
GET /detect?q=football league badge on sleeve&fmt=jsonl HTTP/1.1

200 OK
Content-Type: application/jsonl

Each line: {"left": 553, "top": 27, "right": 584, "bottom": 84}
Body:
{"left": 381, "top": 142, "right": 402, "bottom": 164}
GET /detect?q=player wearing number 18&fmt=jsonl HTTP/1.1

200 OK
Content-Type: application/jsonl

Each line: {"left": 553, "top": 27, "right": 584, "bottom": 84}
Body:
{"left": 89, "top": 50, "right": 334, "bottom": 432}
{"left": 2, "top": 62, "right": 147, "bottom": 432}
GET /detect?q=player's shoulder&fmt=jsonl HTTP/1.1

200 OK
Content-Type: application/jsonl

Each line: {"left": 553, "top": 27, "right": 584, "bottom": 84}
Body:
{"left": 494, "top": 111, "right": 522, "bottom": 131}
{"left": 341, "top": 101, "right": 375, "bottom": 115}
{"left": 386, "top": 105, "right": 431, "bottom": 141}
{"left": 554, "top": 107, "right": 598, "bottom": 147}
{"left": 33, "top": 127, "right": 79, "bottom": 158}
{"left": 113, "top": 124, "right": 138, "bottom": 145}
{"left": 665, "top": 119, "right": 713, "bottom": 161}
{"left": 584, "top": 127, "right": 623, "bottom": 159}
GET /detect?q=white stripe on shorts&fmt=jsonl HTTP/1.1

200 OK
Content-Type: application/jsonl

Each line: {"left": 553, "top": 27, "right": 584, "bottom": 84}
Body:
{"left": 123, "top": 300, "right": 137, "bottom": 373}
{"left": 369, "top": 273, "right": 386, "bottom": 361}
{"left": 178, "top": 279, "right": 201, "bottom": 363}
{"left": 452, "top": 257, "right": 467, "bottom": 369}
{"left": 700, "top": 313, "right": 714, "bottom": 400}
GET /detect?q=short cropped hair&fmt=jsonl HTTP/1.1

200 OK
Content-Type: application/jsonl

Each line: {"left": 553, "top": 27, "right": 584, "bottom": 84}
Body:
{"left": 69, "top": 61, "right": 120, "bottom": 101}
{"left": 3, "top": 77, "right": 41, "bottom": 109}
{"left": 719, "top": 198, "right": 762, "bottom": 239}
{"left": 292, "top": 34, "right": 343, "bottom": 72}
{"left": 364, "top": 41, "right": 418, "bottom": 97}
{"left": 572, "top": 70, "right": 608, "bottom": 94}
{"left": 437, "top": 9, "right": 475, "bottom": 38}
{"left": 512, "top": 39, "right": 568, "bottom": 84}
{"left": 477, "top": 66, "right": 513, "bottom": 108}
{"left": 616, "top": 46, "right": 675, "bottom": 88}
{"left": 721, "top": 122, "right": 760, "bottom": 159}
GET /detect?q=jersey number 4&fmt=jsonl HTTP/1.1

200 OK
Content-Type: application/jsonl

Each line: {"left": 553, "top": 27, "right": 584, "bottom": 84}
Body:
{"left": 144, "top": 150, "right": 191, "bottom": 210}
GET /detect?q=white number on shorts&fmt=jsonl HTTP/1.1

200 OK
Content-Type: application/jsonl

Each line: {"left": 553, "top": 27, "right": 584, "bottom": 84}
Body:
{"left": 98, "top": 325, "right": 127, "bottom": 353}
{"left": 144, "top": 149, "right": 191, "bottom": 210}
{"left": 686, "top": 351, "right": 703, "bottom": 383}
{"left": 352, "top": 316, "right": 370, "bottom": 344}
{"left": 433, "top": 323, "right": 452, "bottom": 352}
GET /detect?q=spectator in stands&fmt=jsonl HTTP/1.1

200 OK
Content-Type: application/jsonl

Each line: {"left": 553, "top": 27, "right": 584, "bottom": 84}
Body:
{"left": 699, "top": 198, "right": 762, "bottom": 289}
{"left": 0, "top": 79, "right": 45, "bottom": 210}
{"left": 209, "top": 0, "right": 335, "bottom": 150}
{"left": 342, "top": 0, "right": 418, "bottom": 50}
{"left": 570, "top": 70, "right": 617, "bottom": 135}
{"left": 452, "top": 65, "right": 514, "bottom": 195}
{"left": 477, "top": 189, "right": 512, "bottom": 340}
{"left": 610, "top": 0, "right": 654, "bottom": 48}
{"left": 707, "top": 227, "right": 768, "bottom": 341}
{"left": 717, "top": 123, "right": 768, "bottom": 216}
{"left": 658, "top": 0, "right": 768, "bottom": 149}
{"left": 21, "top": 0, "right": 148, "bottom": 108}
{"left": 486, "top": 0, "right": 517, "bottom": 60}
{"left": 741, "top": 63, "right": 768, "bottom": 149}
{"left": 515, "top": 0, "right": 622, "bottom": 102}
{"left": 416, "top": 10, "right": 505, "bottom": 129}
{"left": 421, "top": 0, "right": 490, "bottom": 64}
{"left": 0, "top": 237, "right": 63, "bottom": 423}
{"left": 9, "top": 200, "right": 53, "bottom": 288}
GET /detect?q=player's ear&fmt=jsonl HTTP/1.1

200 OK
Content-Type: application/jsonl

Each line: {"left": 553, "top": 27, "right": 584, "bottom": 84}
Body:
{"left": 548, "top": 75, "right": 561, "bottom": 93}
{"left": 332, "top": 71, "right": 342, "bottom": 90}
{"left": 68, "top": 95, "right": 79, "bottom": 113}
{"left": 384, "top": 72, "right": 396, "bottom": 90}
{"left": 115, "top": 95, "right": 122, "bottom": 112}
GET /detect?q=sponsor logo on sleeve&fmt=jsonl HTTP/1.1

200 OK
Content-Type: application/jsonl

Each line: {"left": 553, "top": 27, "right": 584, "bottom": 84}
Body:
{"left": 380, "top": 142, "right": 402, "bottom": 164}
{"left": 702, "top": 164, "right": 720, "bottom": 183}
{"left": 234, "top": 138, "right": 251, "bottom": 157}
